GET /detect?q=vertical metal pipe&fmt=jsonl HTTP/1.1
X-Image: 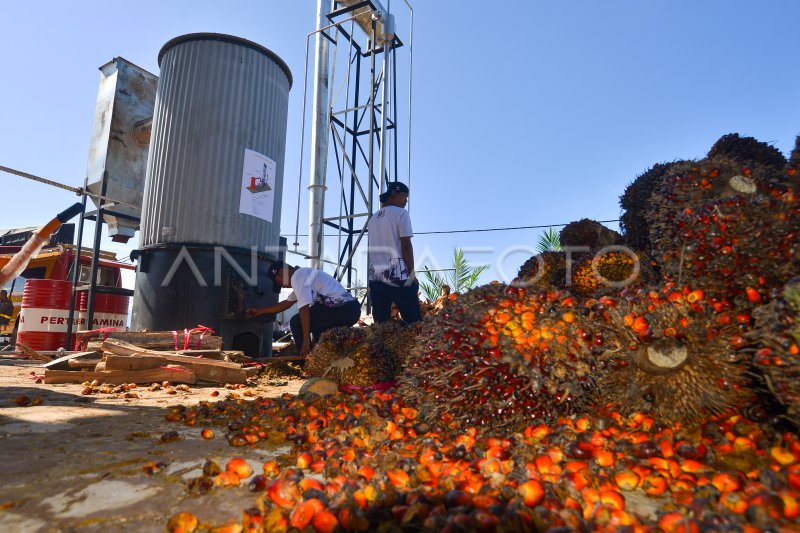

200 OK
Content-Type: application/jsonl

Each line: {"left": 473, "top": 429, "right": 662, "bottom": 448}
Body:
{"left": 378, "top": 19, "right": 391, "bottom": 189}
{"left": 307, "top": 0, "right": 333, "bottom": 269}
{"left": 86, "top": 172, "right": 108, "bottom": 331}
{"left": 65, "top": 182, "right": 88, "bottom": 349}
{"left": 403, "top": 0, "right": 414, "bottom": 208}
{"left": 348, "top": 48, "right": 362, "bottom": 289}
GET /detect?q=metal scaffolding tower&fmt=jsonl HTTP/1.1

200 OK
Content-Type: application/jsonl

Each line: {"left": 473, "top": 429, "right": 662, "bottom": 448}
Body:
{"left": 293, "top": 0, "right": 413, "bottom": 292}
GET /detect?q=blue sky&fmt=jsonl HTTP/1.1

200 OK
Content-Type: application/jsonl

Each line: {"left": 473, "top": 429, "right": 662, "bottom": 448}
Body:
{"left": 1, "top": 0, "right": 798, "bottom": 290}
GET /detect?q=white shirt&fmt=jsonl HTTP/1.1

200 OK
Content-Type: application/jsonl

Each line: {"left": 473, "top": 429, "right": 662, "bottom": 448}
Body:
{"left": 367, "top": 205, "right": 413, "bottom": 285}
{"left": 286, "top": 268, "right": 355, "bottom": 308}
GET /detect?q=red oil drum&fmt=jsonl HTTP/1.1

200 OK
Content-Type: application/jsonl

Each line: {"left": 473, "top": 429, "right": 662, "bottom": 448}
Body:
{"left": 16, "top": 279, "right": 73, "bottom": 351}
{"left": 77, "top": 290, "right": 129, "bottom": 330}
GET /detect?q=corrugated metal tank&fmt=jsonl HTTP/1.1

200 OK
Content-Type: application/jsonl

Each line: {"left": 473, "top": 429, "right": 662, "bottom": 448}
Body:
{"left": 131, "top": 34, "right": 292, "bottom": 357}
{"left": 139, "top": 33, "right": 292, "bottom": 249}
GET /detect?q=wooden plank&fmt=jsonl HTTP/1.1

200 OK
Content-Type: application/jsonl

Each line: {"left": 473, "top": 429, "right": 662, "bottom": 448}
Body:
{"left": 44, "top": 365, "right": 196, "bottom": 385}
{"left": 76, "top": 330, "right": 222, "bottom": 350}
{"left": 41, "top": 351, "right": 101, "bottom": 369}
{"left": 67, "top": 358, "right": 102, "bottom": 369}
{"left": 101, "top": 339, "right": 248, "bottom": 384}
{"left": 175, "top": 349, "right": 223, "bottom": 360}
{"left": 16, "top": 343, "right": 52, "bottom": 362}
{"left": 105, "top": 354, "right": 166, "bottom": 372}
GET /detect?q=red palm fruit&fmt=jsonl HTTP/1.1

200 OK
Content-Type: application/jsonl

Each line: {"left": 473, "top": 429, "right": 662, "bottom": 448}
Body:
{"left": 565, "top": 471, "right": 591, "bottom": 491}
{"left": 225, "top": 457, "right": 253, "bottom": 479}
{"left": 262, "top": 460, "right": 280, "bottom": 478}
{"left": 657, "top": 512, "right": 699, "bottom": 533}
{"left": 745, "top": 287, "right": 762, "bottom": 303}
{"left": 311, "top": 510, "right": 339, "bottom": 533}
{"left": 524, "top": 424, "right": 551, "bottom": 441}
{"left": 594, "top": 450, "right": 615, "bottom": 467}
{"left": 642, "top": 473, "right": 668, "bottom": 496}
{"left": 215, "top": 471, "right": 240, "bottom": 487}
{"left": 387, "top": 469, "right": 410, "bottom": 488}
{"left": 720, "top": 492, "right": 748, "bottom": 514}
{"left": 599, "top": 489, "right": 625, "bottom": 511}
{"left": 780, "top": 491, "right": 799, "bottom": 520}
{"left": 296, "top": 452, "right": 312, "bottom": 470}
{"left": 357, "top": 465, "right": 375, "bottom": 481}
{"left": 518, "top": 480, "right": 545, "bottom": 507}
{"left": 200, "top": 428, "right": 214, "bottom": 439}
{"left": 711, "top": 473, "right": 742, "bottom": 493}
{"left": 680, "top": 460, "right": 710, "bottom": 474}
{"left": 267, "top": 479, "right": 301, "bottom": 510}
{"left": 167, "top": 512, "right": 198, "bottom": 533}
{"left": 299, "top": 478, "right": 324, "bottom": 493}
{"left": 565, "top": 461, "right": 590, "bottom": 473}
{"left": 290, "top": 499, "right": 323, "bottom": 530}
{"left": 614, "top": 470, "right": 641, "bottom": 491}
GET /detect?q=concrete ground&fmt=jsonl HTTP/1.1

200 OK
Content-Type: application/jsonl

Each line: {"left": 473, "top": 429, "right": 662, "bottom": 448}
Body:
{"left": 0, "top": 356, "right": 305, "bottom": 532}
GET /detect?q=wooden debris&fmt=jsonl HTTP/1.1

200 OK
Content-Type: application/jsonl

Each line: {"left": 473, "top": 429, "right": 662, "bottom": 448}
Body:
{"left": 76, "top": 330, "right": 222, "bottom": 351}
{"left": 44, "top": 365, "right": 196, "bottom": 385}
{"left": 40, "top": 351, "right": 101, "bottom": 369}
{"left": 16, "top": 343, "right": 51, "bottom": 362}
{"left": 101, "top": 339, "right": 249, "bottom": 384}
{"left": 67, "top": 358, "right": 103, "bottom": 369}
{"left": 105, "top": 354, "right": 168, "bottom": 372}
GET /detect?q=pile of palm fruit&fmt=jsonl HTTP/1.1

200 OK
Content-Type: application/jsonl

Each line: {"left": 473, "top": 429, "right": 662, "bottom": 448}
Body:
{"left": 166, "top": 388, "right": 800, "bottom": 532}
{"left": 163, "top": 132, "right": 800, "bottom": 532}
{"left": 399, "top": 282, "right": 598, "bottom": 431}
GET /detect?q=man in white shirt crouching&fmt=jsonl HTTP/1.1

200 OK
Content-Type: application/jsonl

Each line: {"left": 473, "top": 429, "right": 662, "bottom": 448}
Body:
{"left": 247, "top": 261, "right": 360, "bottom": 356}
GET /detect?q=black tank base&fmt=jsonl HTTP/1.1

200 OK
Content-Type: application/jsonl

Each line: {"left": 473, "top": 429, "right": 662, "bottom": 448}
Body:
{"left": 131, "top": 244, "right": 282, "bottom": 358}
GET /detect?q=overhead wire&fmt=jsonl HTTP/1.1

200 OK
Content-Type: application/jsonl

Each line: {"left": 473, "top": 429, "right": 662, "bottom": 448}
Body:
{"left": 282, "top": 218, "right": 620, "bottom": 238}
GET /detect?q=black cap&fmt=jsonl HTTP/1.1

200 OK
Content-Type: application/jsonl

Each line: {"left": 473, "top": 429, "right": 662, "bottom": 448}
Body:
{"left": 379, "top": 181, "right": 410, "bottom": 203}
{"left": 267, "top": 260, "right": 285, "bottom": 292}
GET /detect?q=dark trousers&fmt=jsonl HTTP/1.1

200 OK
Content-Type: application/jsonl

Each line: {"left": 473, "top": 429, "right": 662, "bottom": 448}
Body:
{"left": 369, "top": 280, "right": 422, "bottom": 324}
{"left": 289, "top": 300, "right": 361, "bottom": 353}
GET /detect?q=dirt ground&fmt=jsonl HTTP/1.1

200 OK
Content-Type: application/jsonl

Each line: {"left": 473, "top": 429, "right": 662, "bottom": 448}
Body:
{"left": 0, "top": 356, "right": 306, "bottom": 532}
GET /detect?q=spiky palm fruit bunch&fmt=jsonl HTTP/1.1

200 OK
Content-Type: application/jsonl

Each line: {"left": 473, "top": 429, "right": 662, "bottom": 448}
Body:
{"left": 707, "top": 133, "right": 788, "bottom": 175}
{"left": 559, "top": 218, "right": 621, "bottom": 249}
{"left": 619, "top": 161, "right": 689, "bottom": 251}
{"left": 305, "top": 323, "right": 418, "bottom": 387}
{"left": 587, "top": 285, "right": 750, "bottom": 423}
{"left": 790, "top": 135, "right": 800, "bottom": 176}
{"left": 749, "top": 278, "right": 800, "bottom": 424}
{"left": 516, "top": 251, "right": 568, "bottom": 290}
{"left": 399, "top": 282, "right": 600, "bottom": 433}
{"left": 647, "top": 156, "right": 800, "bottom": 304}
{"left": 570, "top": 249, "right": 654, "bottom": 297}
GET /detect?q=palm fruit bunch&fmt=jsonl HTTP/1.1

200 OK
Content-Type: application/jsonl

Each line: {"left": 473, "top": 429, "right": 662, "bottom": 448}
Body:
{"left": 749, "top": 278, "right": 800, "bottom": 425}
{"left": 515, "top": 251, "right": 568, "bottom": 290}
{"left": 619, "top": 161, "right": 689, "bottom": 251}
{"left": 559, "top": 218, "right": 621, "bottom": 250}
{"left": 586, "top": 284, "right": 750, "bottom": 423}
{"left": 570, "top": 248, "right": 654, "bottom": 297}
{"left": 399, "top": 282, "right": 601, "bottom": 433}
{"left": 646, "top": 152, "right": 798, "bottom": 305}
{"left": 790, "top": 135, "right": 800, "bottom": 174}
{"left": 707, "top": 132, "right": 788, "bottom": 174}
{"left": 305, "top": 322, "right": 418, "bottom": 387}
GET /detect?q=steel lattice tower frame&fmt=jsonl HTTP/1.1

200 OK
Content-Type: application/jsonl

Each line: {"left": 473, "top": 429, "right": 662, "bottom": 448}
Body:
{"left": 292, "top": 0, "right": 412, "bottom": 295}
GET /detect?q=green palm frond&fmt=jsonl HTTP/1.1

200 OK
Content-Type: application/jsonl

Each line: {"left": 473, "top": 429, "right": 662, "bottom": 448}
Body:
{"left": 537, "top": 227, "right": 561, "bottom": 253}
